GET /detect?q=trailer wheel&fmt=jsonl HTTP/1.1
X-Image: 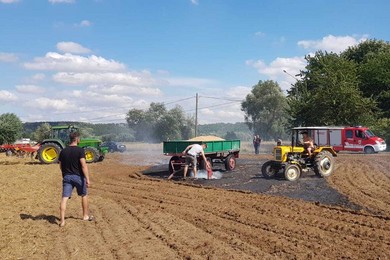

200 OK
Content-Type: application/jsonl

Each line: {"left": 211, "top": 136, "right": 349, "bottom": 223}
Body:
{"left": 314, "top": 151, "right": 334, "bottom": 177}
{"left": 225, "top": 154, "right": 236, "bottom": 171}
{"left": 169, "top": 156, "right": 182, "bottom": 174}
{"left": 200, "top": 157, "right": 213, "bottom": 170}
{"left": 284, "top": 164, "right": 301, "bottom": 181}
{"left": 5, "top": 150, "right": 12, "bottom": 156}
{"left": 38, "top": 143, "right": 61, "bottom": 164}
{"left": 261, "top": 160, "right": 280, "bottom": 179}
{"left": 84, "top": 147, "right": 99, "bottom": 163}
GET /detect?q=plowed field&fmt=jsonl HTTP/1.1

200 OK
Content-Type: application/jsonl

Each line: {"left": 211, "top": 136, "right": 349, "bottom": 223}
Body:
{"left": 1, "top": 150, "right": 389, "bottom": 259}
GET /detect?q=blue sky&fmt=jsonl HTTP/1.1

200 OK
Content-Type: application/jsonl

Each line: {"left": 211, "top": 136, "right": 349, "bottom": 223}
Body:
{"left": 0, "top": 0, "right": 388, "bottom": 124}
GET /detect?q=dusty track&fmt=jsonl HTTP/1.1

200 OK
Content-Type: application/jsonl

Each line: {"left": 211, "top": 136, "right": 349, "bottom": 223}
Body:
{"left": 0, "top": 152, "right": 389, "bottom": 259}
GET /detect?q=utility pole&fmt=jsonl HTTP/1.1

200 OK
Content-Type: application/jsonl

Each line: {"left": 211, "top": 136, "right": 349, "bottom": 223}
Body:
{"left": 195, "top": 93, "right": 198, "bottom": 137}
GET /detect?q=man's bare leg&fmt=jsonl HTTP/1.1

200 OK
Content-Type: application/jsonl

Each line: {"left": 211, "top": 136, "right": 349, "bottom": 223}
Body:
{"left": 193, "top": 167, "right": 197, "bottom": 179}
{"left": 60, "top": 197, "right": 69, "bottom": 227}
{"left": 183, "top": 165, "right": 188, "bottom": 179}
{"left": 82, "top": 195, "right": 89, "bottom": 220}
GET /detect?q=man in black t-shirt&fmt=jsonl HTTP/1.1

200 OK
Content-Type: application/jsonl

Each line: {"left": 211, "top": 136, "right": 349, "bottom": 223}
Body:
{"left": 58, "top": 132, "right": 93, "bottom": 227}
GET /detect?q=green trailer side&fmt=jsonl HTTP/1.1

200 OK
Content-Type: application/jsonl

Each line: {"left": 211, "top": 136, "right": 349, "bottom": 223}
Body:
{"left": 163, "top": 140, "right": 240, "bottom": 155}
{"left": 163, "top": 140, "right": 241, "bottom": 176}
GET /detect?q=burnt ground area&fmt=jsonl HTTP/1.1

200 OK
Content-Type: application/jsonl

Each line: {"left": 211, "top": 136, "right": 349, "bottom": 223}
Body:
{"left": 143, "top": 154, "right": 363, "bottom": 211}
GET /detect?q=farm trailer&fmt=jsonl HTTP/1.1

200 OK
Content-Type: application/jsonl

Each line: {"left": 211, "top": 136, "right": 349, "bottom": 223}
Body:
{"left": 163, "top": 139, "right": 240, "bottom": 174}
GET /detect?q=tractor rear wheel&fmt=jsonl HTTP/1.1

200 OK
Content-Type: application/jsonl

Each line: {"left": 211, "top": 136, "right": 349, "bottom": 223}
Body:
{"left": 261, "top": 160, "right": 280, "bottom": 179}
{"left": 225, "top": 154, "right": 236, "bottom": 171}
{"left": 314, "top": 151, "right": 334, "bottom": 177}
{"left": 84, "top": 147, "right": 99, "bottom": 163}
{"left": 284, "top": 164, "right": 301, "bottom": 181}
{"left": 38, "top": 143, "right": 61, "bottom": 164}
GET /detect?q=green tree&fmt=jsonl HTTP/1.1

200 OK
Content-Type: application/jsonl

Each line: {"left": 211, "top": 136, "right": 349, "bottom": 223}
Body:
{"left": 224, "top": 131, "right": 238, "bottom": 140}
{"left": 31, "top": 123, "right": 52, "bottom": 142}
{"left": 241, "top": 80, "right": 288, "bottom": 140}
{"left": 126, "top": 103, "right": 194, "bottom": 142}
{"left": 0, "top": 113, "right": 23, "bottom": 144}
{"left": 287, "top": 51, "right": 378, "bottom": 127}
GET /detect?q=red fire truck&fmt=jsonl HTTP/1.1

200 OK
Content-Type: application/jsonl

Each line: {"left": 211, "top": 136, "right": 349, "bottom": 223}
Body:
{"left": 294, "top": 126, "right": 387, "bottom": 154}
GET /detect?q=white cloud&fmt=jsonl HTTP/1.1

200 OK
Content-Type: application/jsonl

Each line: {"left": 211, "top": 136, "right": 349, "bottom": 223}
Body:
{"left": 48, "top": 0, "right": 75, "bottom": 4}
{"left": 0, "top": 0, "right": 19, "bottom": 3}
{"left": 15, "top": 85, "right": 45, "bottom": 94}
{"left": 0, "top": 52, "right": 18, "bottom": 62}
{"left": 32, "top": 73, "right": 46, "bottom": 81}
{"left": 53, "top": 71, "right": 156, "bottom": 86}
{"left": 165, "top": 77, "right": 218, "bottom": 88}
{"left": 298, "top": 34, "right": 368, "bottom": 53}
{"left": 57, "top": 42, "right": 91, "bottom": 54}
{"left": 25, "top": 97, "right": 75, "bottom": 111}
{"left": 226, "top": 86, "right": 251, "bottom": 100}
{"left": 74, "top": 20, "right": 92, "bottom": 27}
{"left": 0, "top": 90, "right": 17, "bottom": 101}
{"left": 190, "top": 0, "right": 199, "bottom": 5}
{"left": 247, "top": 56, "right": 306, "bottom": 91}
{"left": 254, "top": 31, "right": 266, "bottom": 38}
{"left": 88, "top": 84, "right": 162, "bottom": 96}
{"left": 24, "top": 52, "right": 126, "bottom": 72}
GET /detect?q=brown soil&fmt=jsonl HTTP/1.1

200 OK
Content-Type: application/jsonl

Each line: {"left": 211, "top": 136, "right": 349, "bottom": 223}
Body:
{"left": 1, "top": 151, "right": 389, "bottom": 259}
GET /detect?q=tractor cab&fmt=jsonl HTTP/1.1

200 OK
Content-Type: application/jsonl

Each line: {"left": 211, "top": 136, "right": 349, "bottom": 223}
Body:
{"left": 50, "top": 125, "right": 77, "bottom": 145}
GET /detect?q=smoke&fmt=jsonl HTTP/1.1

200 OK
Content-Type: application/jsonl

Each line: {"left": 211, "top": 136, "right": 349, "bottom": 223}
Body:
{"left": 189, "top": 169, "right": 222, "bottom": 179}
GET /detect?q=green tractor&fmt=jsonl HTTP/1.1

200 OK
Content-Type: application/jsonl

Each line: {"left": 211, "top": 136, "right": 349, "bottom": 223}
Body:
{"left": 36, "top": 125, "right": 108, "bottom": 164}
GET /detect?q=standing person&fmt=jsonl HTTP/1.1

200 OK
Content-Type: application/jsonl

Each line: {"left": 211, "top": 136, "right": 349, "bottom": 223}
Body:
{"left": 257, "top": 135, "right": 262, "bottom": 153}
{"left": 168, "top": 143, "right": 210, "bottom": 180}
{"left": 253, "top": 135, "right": 261, "bottom": 154}
{"left": 59, "top": 132, "right": 93, "bottom": 227}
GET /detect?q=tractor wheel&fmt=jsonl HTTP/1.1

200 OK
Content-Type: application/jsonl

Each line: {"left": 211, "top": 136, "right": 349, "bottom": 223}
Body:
{"left": 225, "top": 154, "right": 236, "bottom": 171}
{"left": 314, "top": 151, "right": 334, "bottom": 177}
{"left": 284, "top": 164, "right": 301, "bottom": 181}
{"left": 5, "top": 150, "right": 12, "bottom": 157}
{"left": 364, "top": 146, "right": 375, "bottom": 154}
{"left": 261, "top": 160, "right": 280, "bottom": 179}
{"left": 38, "top": 143, "right": 61, "bottom": 164}
{"left": 169, "top": 156, "right": 182, "bottom": 174}
{"left": 84, "top": 147, "right": 99, "bottom": 163}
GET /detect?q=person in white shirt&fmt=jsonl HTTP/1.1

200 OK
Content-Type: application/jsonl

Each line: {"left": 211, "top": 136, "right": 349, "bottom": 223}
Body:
{"left": 168, "top": 143, "right": 210, "bottom": 179}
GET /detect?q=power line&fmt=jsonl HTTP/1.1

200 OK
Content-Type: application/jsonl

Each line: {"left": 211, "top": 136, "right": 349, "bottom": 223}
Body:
{"left": 199, "top": 95, "right": 243, "bottom": 102}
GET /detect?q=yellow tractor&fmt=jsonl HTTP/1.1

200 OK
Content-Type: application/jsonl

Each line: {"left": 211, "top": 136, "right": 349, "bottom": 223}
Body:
{"left": 262, "top": 127, "right": 337, "bottom": 181}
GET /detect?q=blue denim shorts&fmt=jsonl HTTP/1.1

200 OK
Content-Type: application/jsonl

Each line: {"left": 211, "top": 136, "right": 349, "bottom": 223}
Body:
{"left": 62, "top": 174, "right": 87, "bottom": 197}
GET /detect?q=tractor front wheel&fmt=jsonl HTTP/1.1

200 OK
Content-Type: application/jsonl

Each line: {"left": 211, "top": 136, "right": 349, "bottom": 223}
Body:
{"left": 38, "top": 143, "right": 61, "bottom": 164}
{"left": 284, "top": 164, "right": 301, "bottom": 181}
{"left": 84, "top": 147, "right": 99, "bottom": 163}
